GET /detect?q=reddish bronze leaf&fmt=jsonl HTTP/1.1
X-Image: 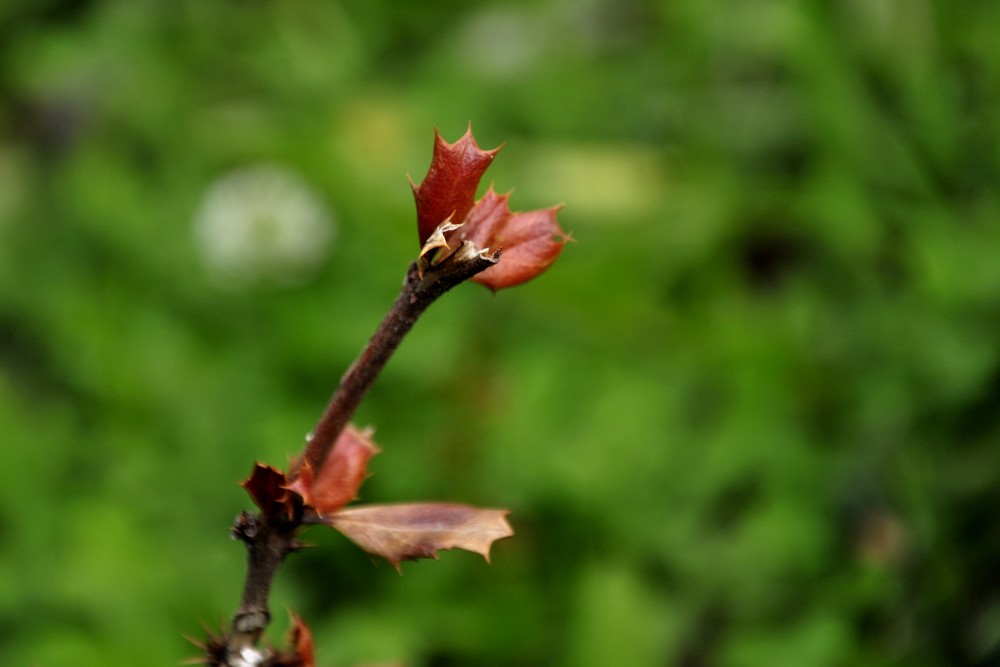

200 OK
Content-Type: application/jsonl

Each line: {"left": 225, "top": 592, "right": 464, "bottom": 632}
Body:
{"left": 286, "top": 425, "right": 380, "bottom": 515}
{"left": 410, "top": 126, "right": 500, "bottom": 245}
{"left": 410, "top": 127, "right": 567, "bottom": 289}
{"left": 267, "top": 612, "right": 315, "bottom": 667}
{"left": 326, "top": 503, "right": 514, "bottom": 570}
{"left": 288, "top": 613, "right": 315, "bottom": 667}
{"left": 458, "top": 187, "right": 567, "bottom": 290}
{"left": 241, "top": 462, "right": 301, "bottom": 520}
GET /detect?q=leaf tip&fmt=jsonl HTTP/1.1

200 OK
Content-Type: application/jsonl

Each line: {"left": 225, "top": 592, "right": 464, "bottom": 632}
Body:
{"left": 413, "top": 126, "right": 503, "bottom": 245}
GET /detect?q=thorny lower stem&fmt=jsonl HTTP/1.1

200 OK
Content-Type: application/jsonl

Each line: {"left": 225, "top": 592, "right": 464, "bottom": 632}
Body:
{"left": 228, "top": 512, "right": 295, "bottom": 654}
{"left": 226, "top": 246, "right": 500, "bottom": 660}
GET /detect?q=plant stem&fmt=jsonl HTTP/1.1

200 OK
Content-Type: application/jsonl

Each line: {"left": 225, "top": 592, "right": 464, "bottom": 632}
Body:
{"left": 224, "top": 245, "right": 499, "bottom": 662}
{"left": 301, "top": 246, "right": 499, "bottom": 473}
{"left": 228, "top": 512, "right": 294, "bottom": 654}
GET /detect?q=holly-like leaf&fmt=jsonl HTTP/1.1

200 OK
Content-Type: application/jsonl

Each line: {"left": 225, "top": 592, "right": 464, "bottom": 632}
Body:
{"left": 410, "top": 126, "right": 500, "bottom": 245}
{"left": 241, "top": 462, "right": 301, "bottom": 521}
{"left": 411, "top": 128, "right": 568, "bottom": 289}
{"left": 458, "top": 187, "right": 567, "bottom": 291}
{"left": 326, "top": 503, "right": 514, "bottom": 570}
{"left": 286, "top": 425, "right": 380, "bottom": 515}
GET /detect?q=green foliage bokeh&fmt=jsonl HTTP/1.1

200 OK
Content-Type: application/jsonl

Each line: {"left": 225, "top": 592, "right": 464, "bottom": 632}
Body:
{"left": 2, "top": 0, "right": 999, "bottom": 665}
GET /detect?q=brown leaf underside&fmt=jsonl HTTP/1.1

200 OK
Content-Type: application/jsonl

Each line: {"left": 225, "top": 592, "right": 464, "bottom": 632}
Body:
{"left": 327, "top": 503, "right": 514, "bottom": 570}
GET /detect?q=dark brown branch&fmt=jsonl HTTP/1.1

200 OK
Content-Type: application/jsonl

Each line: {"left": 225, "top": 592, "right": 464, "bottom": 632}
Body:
{"left": 300, "top": 244, "right": 500, "bottom": 473}
{"left": 227, "top": 512, "right": 296, "bottom": 654}
{"left": 222, "top": 244, "right": 500, "bottom": 663}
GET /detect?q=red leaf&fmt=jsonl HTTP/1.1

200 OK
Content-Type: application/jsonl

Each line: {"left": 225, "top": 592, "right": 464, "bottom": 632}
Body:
{"left": 286, "top": 425, "right": 380, "bottom": 515}
{"left": 266, "top": 612, "right": 315, "bottom": 667}
{"left": 241, "top": 462, "right": 300, "bottom": 520}
{"left": 410, "top": 126, "right": 501, "bottom": 245}
{"left": 287, "top": 613, "right": 315, "bottom": 667}
{"left": 411, "top": 127, "right": 568, "bottom": 289}
{"left": 458, "top": 187, "right": 567, "bottom": 290}
{"left": 326, "top": 503, "right": 514, "bottom": 570}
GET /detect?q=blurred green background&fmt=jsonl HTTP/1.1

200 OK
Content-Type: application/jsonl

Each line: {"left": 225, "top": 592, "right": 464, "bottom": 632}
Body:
{"left": 2, "top": 0, "right": 1000, "bottom": 665}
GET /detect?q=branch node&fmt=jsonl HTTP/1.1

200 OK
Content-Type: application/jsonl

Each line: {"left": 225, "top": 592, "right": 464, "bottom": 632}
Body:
{"left": 231, "top": 511, "right": 258, "bottom": 543}
{"left": 233, "top": 609, "right": 270, "bottom": 635}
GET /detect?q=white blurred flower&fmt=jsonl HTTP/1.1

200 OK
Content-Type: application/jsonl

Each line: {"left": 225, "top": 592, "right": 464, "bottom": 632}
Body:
{"left": 193, "top": 164, "right": 335, "bottom": 288}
